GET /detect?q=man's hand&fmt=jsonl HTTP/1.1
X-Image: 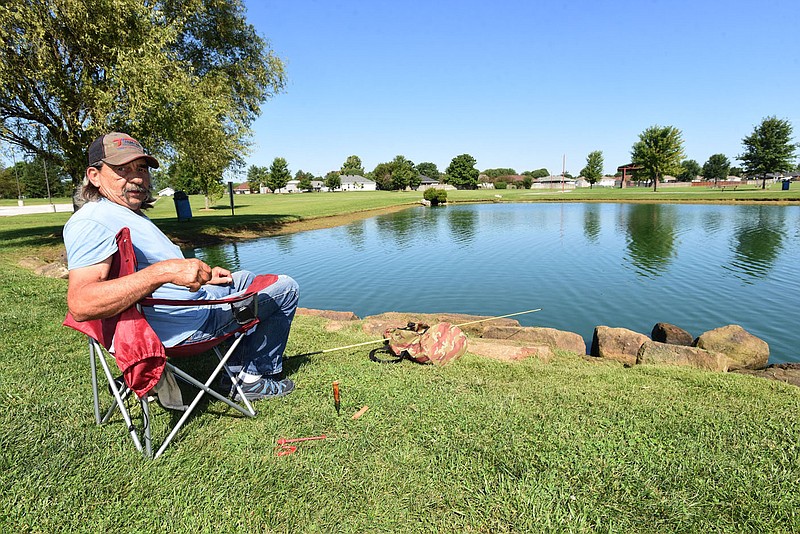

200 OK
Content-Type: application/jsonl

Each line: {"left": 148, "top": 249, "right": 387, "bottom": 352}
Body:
{"left": 208, "top": 266, "right": 233, "bottom": 286}
{"left": 68, "top": 257, "right": 215, "bottom": 321}
{"left": 153, "top": 258, "right": 213, "bottom": 292}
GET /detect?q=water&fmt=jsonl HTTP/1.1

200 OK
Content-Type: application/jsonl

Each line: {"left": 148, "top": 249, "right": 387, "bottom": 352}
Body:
{"left": 188, "top": 203, "right": 800, "bottom": 364}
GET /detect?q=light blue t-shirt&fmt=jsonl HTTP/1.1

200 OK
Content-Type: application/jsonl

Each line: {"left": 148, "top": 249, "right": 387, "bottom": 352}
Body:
{"left": 63, "top": 198, "right": 209, "bottom": 346}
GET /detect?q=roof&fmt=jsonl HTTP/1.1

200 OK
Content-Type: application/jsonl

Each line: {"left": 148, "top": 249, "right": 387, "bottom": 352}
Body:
{"left": 341, "top": 175, "right": 375, "bottom": 184}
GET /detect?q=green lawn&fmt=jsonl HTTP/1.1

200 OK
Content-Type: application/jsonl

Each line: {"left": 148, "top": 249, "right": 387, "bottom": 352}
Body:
{"left": 2, "top": 189, "right": 800, "bottom": 532}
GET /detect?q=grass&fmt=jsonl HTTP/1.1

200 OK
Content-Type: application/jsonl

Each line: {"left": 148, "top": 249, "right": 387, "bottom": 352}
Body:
{"left": 2, "top": 187, "right": 800, "bottom": 532}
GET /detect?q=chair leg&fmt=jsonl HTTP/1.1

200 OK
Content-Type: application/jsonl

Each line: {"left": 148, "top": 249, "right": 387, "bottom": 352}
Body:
{"left": 94, "top": 344, "right": 144, "bottom": 454}
{"left": 153, "top": 334, "right": 255, "bottom": 459}
{"left": 89, "top": 340, "right": 102, "bottom": 425}
{"left": 141, "top": 399, "right": 153, "bottom": 458}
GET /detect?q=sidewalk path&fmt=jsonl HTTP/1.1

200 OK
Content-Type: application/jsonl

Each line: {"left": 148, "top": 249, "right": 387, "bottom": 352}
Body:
{"left": 0, "top": 203, "right": 73, "bottom": 216}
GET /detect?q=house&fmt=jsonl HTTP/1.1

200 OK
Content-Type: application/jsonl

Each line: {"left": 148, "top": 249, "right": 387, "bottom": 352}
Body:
{"left": 157, "top": 187, "right": 175, "bottom": 196}
{"left": 417, "top": 174, "right": 440, "bottom": 191}
{"left": 280, "top": 180, "right": 301, "bottom": 193}
{"left": 233, "top": 183, "right": 251, "bottom": 194}
{"left": 531, "top": 175, "right": 576, "bottom": 190}
{"left": 340, "top": 175, "right": 377, "bottom": 191}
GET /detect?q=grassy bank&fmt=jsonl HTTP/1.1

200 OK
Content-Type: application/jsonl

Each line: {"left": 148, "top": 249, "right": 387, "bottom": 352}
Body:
{"left": 2, "top": 188, "right": 800, "bottom": 532}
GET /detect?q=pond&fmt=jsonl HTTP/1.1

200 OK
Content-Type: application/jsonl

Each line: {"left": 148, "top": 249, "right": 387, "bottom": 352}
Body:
{"left": 188, "top": 202, "right": 800, "bottom": 364}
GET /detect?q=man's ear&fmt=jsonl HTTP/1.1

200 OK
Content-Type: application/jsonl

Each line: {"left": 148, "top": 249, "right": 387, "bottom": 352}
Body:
{"left": 85, "top": 166, "right": 102, "bottom": 187}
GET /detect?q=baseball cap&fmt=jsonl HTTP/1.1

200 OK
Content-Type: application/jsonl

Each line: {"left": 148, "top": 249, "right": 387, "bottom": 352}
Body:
{"left": 87, "top": 132, "right": 160, "bottom": 169}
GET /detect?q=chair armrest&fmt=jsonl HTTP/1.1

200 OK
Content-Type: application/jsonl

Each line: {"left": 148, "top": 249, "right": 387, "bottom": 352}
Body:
{"left": 139, "top": 274, "right": 278, "bottom": 326}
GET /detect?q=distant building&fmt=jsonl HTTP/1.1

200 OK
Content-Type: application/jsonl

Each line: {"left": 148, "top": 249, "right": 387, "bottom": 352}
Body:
{"left": 233, "top": 183, "right": 251, "bottom": 194}
{"left": 157, "top": 187, "right": 175, "bottom": 197}
{"left": 340, "top": 175, "right": 377, "bottom": 191}
{"left": 418, "top": 175, "right": 440, "bottom": 191}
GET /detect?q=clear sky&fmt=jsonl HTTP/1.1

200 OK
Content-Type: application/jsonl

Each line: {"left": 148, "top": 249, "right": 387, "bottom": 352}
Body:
{"left": 241, "top": 0, "right": 798, "bottom": 178}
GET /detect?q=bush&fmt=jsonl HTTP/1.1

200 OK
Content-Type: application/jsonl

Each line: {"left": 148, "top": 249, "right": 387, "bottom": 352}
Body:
{"left": 495, "top": 181, "right": 508, "bottom": 189}
{"left": 423, "top": 188, "right": 447, "bottom": 205}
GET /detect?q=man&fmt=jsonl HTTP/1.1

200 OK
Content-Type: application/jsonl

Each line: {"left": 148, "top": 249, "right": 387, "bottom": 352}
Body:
{"left": 64, "top": 132, "right": 298, "bottom": 400}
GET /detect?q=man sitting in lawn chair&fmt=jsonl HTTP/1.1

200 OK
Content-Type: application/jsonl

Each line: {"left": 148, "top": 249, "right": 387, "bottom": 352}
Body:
{"left": 64, "top": 132, "right": 298, "bottom": 401}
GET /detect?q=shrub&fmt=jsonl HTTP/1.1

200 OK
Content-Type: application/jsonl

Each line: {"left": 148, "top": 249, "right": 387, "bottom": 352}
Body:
{"left": 495, "top": 181, "right": 508, "bottom": 189}
{"left": 423, "top": 188, "right": 447, "bottom": 205}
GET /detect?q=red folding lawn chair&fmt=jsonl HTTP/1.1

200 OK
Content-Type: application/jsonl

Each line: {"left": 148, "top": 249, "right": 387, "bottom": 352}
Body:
{"left": 64, "top": 227, "right": 278, "bottom": 459}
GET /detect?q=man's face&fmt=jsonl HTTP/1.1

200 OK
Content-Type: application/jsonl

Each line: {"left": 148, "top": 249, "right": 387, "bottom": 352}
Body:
{"left": 86, "top": 157, "right": 151, "bottom": 211}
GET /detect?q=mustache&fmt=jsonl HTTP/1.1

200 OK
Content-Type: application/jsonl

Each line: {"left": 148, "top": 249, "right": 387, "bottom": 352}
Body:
{"left": 124, "top": 185, "right": 149, "bottom": 194}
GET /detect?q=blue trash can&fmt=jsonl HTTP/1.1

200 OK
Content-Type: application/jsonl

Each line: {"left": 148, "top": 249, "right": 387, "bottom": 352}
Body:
{"left": 173, "top": 191, "right": 192, "bottom": 220}
{"left": 782, "top": 180, "right": 790, "bottom": 191}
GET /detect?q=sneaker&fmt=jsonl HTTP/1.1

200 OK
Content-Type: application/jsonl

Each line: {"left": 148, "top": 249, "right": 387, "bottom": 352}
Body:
{"left": 220, "top": 374, "right": 295, "bottom": 401}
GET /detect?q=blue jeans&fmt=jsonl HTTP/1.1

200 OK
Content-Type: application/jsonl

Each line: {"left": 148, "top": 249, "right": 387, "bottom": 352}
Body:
{"left": 180, "top": 272, "right": 299, "bottom": 376}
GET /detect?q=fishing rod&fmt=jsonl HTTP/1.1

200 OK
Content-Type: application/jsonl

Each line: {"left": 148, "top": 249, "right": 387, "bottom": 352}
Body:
{"left": 287, "top": 307, "right": 542, "bottom": 359}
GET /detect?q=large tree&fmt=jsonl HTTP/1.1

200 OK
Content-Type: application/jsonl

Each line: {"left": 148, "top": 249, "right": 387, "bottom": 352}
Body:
{"left": 631, "top": 125, "right": 685, "bottom": 192}
{"left": 415, "top": 161, "right": 440, "bottom": 181}
{"left": 702, "top": 154, "right": 730, "bottom": 186}
{"left": 370, "top": 155, "right": 417, "bottom": 190}
{"left": 0, "top": 0, "right": 286, "bottom": 206}
{"left": 482, "top": 168, "right": 517, "bottom": 178}
{"left": 738, "top": 116, "right": 797, "bottom": 189}
{"left": 523, "top": 168, "right": 549, "bottom": 179}
{"left": 246, "top": 164, "right": 268, "bottom": 191}
{"left": 446, "top": 154, "right": 479, "bottom": 189}
{"left": 266, "top": 157, "right": 291, "bottom": 192}
{"left": 340, "top": 155, "right": 365, "bottom": 177}
{"left": 580, "top": 150, "right": 604, "bottom": 188}
{"left": 678, "top": 159, "right": 701, "bottom": 182}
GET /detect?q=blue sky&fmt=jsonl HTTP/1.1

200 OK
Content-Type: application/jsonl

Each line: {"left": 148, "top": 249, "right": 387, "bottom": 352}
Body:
{"left": 242, "top": 0, "right": 798, "bottom": 177}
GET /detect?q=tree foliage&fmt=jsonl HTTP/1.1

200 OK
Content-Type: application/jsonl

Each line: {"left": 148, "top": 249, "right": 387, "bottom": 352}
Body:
{"left": 415, "top": 162, "right": 440, "bottom": 181}
{"left": 678, "top": 159, "right": 701, "bottom": 182}
{"left": 739, "top": 116, "right": 796, "bottom": 188}
{"left": 523, "top": 168, "right": 549, "bottom": 179}
{"left": 340, "top": 155, "right": 365, "bottom": 177}
{"left": 702, "top": 154, "right": 730, "bottom": 184}
{"left": 370, "top": 155, "right": 418, "bottom": 190}
{"left": 580, "top": 150, "right": 604, "bottom": 188}
{"left": 295, "top": 170, "right": 314, "bottom": 191}
{"left": 446, "top": 154, "right": 479, "bottom": 189}
{"left": 247, "top": 165, "right": 268, "bottom": 190}
{"left": 631, "top": 125, "right": 685, "bottom": 192}
{"left": 267, "top": 157, "right": 291, "bottom": 192}
{"left": 0, "top": 157, "right": 67, "bottom": 198}
{"left": 324, "top": 171, "right": 341, "bottom": 190}
{"left": 482, "top": 168, "right": 517, "bottom": 179}
{"left": 0, "top": 0, "right": 286, "bottom": 204}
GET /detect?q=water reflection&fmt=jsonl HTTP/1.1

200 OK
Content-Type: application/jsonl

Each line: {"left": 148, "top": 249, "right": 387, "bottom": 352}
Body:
{"left": 345, "top": 219, "right": 367, "bottom": 250}
{"left": 375, "top": 207, "right": 418, "bottom": 247}
{"left": 188, "top": 241, "right": 243, "bottom": 271}
{"left": 582, "top": 204, "right": 601, "bottom": 243}
{"left": 623, "top": 204, "right": 678, "bottom": 277}
{"left": 727, "top": 206, "right": 785, "bottom": 279}
{"left": 447, "top": 206, "right": 479, "bottom": 245}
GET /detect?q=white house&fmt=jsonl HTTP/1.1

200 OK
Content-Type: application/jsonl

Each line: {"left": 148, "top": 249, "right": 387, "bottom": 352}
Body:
{"left": 157, "top": 187, "right": 175, "bottom": 196}
{"left": 340, "top": 175, "right": 377, "bottom": 191}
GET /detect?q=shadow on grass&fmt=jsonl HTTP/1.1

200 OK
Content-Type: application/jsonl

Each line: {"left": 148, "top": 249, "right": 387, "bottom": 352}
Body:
{"left": 0, "top": 224, "right": 66, "bottom": 250}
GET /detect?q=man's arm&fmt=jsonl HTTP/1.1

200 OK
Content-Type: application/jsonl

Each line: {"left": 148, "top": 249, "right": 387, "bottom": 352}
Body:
{"left": 67, "top": 257, "right": 215, "bottom": 322}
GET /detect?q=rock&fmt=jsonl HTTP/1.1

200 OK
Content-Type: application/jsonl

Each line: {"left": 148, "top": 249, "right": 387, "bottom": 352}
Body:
{"left": 468, "top": 339, "right": 553, "bottom": 363}
{"left": 481, "top": 325, "right": 586, "bottom": 355}
{"left": 360, "top": 312, "right": 519, "bottom": 337}
{"left": 733, "top": 363, "right": 800, "bottom": 387}
{"left": 693, "top": 325, "right": 769, "bottom": 370}
{"left": 35, "top": 262, "right": 69, "bottom": 279}
{"left": 637, "top": 340, "right": 730, "bottom": 371}
{"left": 590, "top": 326, "right": 649, "bottom": 366}
{"left": 651, "top": 322, "right": 693, "bottom": 346}
{"left": 297, "top": 308, "right": 359, "bottom": 321}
